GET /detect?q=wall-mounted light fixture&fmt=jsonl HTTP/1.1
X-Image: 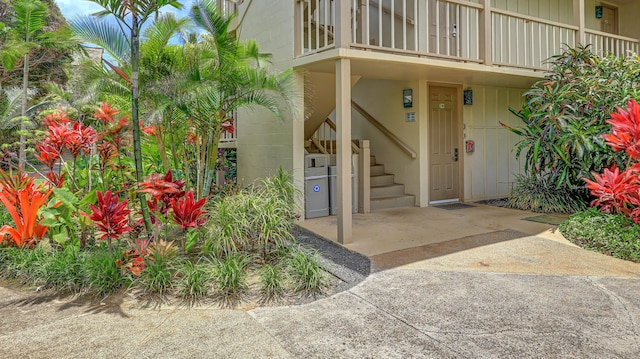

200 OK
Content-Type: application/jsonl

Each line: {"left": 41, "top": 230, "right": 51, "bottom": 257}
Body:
{"left": 595, "top": 5, "right": 603, "bottom": 19}
{"left": 403, "top": 89, "right": 413, "bottom": 108}
{"left": 463, "top": 89, "right": 473, "bottom": 105}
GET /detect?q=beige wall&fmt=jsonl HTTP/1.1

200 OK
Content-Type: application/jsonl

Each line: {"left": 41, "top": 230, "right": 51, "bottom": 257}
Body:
{"left": 585, "top": 0, "right": 640, "bottom": 38}
{"left": 347, "top": 78, "right": 422, "bottom": 205}
{"left": 491, "top": 0, "right": 573, "bottom": 23}
{"left": 236, "top": 1, "right": 305, "bottom": 205}
{"left": 462, "top": 85, "right": 527, "bottom": 201}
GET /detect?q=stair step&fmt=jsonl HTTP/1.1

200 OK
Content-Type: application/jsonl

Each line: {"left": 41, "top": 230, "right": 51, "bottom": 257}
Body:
{"left": 370, "top": 155, "right": 376, "bottom": 165}
{"left": 371, "top": 195, "right": 415, "bottom": 211}
{"left": 370, "top": 184, "right": 405, "bottom": 199}
{"left": 370, "top": 164, "right": 385, "bottom": 176}
{"left": 370, "top": 174, "right": 394, "bottom": 187}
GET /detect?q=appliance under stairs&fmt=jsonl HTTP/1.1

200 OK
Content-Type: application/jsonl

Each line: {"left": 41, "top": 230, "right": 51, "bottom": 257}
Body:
{"left": 370, "top": 155, "right": 415, "bottom": 211}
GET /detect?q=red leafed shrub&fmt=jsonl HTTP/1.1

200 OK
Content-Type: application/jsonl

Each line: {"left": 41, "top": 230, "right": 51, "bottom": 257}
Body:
{"left": 587, "top": 99, "right": 640, "bottom": 222}
{"left": 116, "top": 237, "right": 150, "bottom": 276}
{"left": 0, "top": 172, "right": 52, "bottom": 247}
{"left": 83, "top": 190, "right": 132, "bottom": 242}
{"left": 170, "top": 191, "right": 207, "bottom": 229}
{"left": 140, "top": 170, "right": 186, "bottom": 217}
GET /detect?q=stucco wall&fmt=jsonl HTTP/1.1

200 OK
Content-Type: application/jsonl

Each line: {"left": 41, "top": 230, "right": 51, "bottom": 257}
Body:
{"left": 347, "top": 78, "right": 422, "bottom": 205}
{"left": 235, "top": 2, "right": 304, "bottom": 201}
{"left": 462, "top": 85, "right": 527, "bottom": 201}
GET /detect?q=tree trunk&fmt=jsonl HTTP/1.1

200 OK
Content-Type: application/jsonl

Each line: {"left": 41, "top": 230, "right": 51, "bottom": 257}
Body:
{"left": 131, "top": 16, "right": 153, "bottom": 235}
{"left": 153, "top": 124, "right": 170, "bottom": 172}
{"left": 19, "top": 53, "right": 29, "bottom": 170}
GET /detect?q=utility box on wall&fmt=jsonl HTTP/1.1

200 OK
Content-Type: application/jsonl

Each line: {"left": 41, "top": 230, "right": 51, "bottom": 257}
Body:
{"left": 304, "top": 154, "right": 330, "bottom": 218}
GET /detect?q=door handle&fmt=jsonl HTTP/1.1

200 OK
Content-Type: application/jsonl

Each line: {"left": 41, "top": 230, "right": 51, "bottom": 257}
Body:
{"left": 454, "top": 148, "right": 459, "bottom": 162}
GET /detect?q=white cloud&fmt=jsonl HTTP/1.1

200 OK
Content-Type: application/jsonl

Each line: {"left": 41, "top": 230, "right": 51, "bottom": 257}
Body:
{"left": 54, "top": 0, "right": 104, "bottom": 19}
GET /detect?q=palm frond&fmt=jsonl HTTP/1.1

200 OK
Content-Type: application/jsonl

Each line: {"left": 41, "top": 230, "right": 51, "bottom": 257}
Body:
{"left": 69, "top": 15, "right": 130, "bottom": 62}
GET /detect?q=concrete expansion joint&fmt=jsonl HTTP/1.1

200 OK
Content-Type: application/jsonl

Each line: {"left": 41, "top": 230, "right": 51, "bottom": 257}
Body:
{"left": 346, "top": 291, "right": 466, "bottom": 357}
{"left": 119, "top": 308, "right": 179, "bottom": 357}
{"left": 585, "top": 276, "right": 640, "bottom": 350}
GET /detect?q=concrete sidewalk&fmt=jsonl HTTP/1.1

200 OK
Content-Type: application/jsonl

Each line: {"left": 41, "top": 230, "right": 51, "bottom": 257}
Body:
{"left": 1, "top": 231, "right": 640, "bottom": 358}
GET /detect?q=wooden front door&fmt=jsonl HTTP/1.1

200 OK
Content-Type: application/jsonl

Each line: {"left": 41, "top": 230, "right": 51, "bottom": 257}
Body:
{"left": 601, "top": 5, "right": 618, "bottom": 35}
{"left": 429, "top": 86, "right": 459, "bottom": 203}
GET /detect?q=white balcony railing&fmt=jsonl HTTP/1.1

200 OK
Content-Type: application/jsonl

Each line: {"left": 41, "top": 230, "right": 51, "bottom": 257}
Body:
{"left": 294, "top": 0, "right": 640, "bottom": 71}
{"left": 491, "top": 8, "right": 577, "bottom": 70}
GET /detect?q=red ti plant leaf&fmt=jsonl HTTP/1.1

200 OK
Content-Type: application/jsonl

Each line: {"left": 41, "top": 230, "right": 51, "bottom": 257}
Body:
{"left": 45, "top": 172, "right": 66, "bottom": 188}
{"left": 603, "top": 99, "right": 640, "bottom": 161}
{"left": 0, "top": 179, "right": 52, "bottom": 247}
{"left": 42, "top": 110, "right": 71, "bottom": 127}
{"left": 116, "top": 237, "right": 150, "bottom": 276}
{"left": 0, "top": 170, "right": 32, "bottom": 205}
{"left": 94, "top": 102, "right": 120, "bottom": 126}
{"left": 584, "top": 164, "right": 640, "bottom": 216}
{"left": 82, "top": 190, "right": 132, "bottom": 242}
{"left": 170, "top": 191, "right": 207, "bottom": 229}
{"left": 47, "top": 123, "right": 72, "bottom": 154}
{"left": 35, "top": 141, "right": 60, "bottom": 171}
{"left": 66, "top": 122, "right": 98, "bottom": 159}
{"left": 140, "top": 170, "right": 186, "bottom": 216}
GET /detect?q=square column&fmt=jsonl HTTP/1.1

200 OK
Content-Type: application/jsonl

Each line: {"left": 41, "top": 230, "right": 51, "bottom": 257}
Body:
{"left": 336, "top": 58, "right": 352, "bottom": 244}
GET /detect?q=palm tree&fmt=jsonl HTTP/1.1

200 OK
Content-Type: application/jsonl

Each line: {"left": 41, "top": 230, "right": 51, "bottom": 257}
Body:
{"left": 73, "top": 0, "right": 184, "bottom": 234}
{"left": 0, "top": 0, "right": 73, "bottom": 168}
{"left": 177, "top": 0, "right": 297, "bottom": 198}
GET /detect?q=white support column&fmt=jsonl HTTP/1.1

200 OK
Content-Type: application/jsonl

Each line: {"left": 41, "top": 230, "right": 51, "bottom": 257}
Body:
{"left": 573, "top": 0, "right": 585, "bottom": 46}
{"left": 358, "top": 139, "right": 370, "bottom": 213}
{"left": 336, "top": 58, "right": 352, "bottom": 244}
{"left": 335, "top": 0, "right": 352, "bottom": 48}
{"left": 479, "top": 0, "right": 492, "bottom": 66}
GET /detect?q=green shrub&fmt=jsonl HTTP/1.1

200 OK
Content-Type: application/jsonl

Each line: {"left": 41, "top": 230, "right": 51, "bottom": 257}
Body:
{"left": 559, "top": 208, "right": 640, "bottom": 262}
{"left": 84, "top": 247, "right": 130, "bottom": 297}
{"left": 287, "top": 248, "right": 327, "bottom": 296}
{"left": 210, "top": 253, "right": 250, "bottom": 302}
{"left": 175, "top": 260, "right": 211, "bottom": 303}
{"left": 507, "top": 174, "right": 588, "bottom": 213}
{"left": 42, "top": 246, "right": 85, "bottom": 293}
{"left": 503, "top": 45, "right": 639, "bottom": 200}
{"left": 259, "top": 263, "right": 285, "bottom": 301}
{"left": 136, "top": 240, "right": 178, "bottom": 296}
{"left": 205, "top": 169, "right": 296, "bottom": 257}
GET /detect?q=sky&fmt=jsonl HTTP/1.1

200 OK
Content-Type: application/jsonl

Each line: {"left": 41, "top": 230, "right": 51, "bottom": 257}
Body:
{"left": 54, "top": 0, "right": 193, "bottom": 22}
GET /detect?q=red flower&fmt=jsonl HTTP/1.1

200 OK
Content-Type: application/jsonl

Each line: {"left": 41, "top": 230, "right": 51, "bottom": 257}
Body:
{"left": 94, "top": 102, "right": 119, "bottom": 126}
{"left": 82, "top": 190, "right": 132, "bottom": 242}
{"left": 171, "top": 191, "right": 207, "bottom": 229}
{"left": 603, "top": 99, "right": 640, "bottom": 161}
{"left": 221, "top": 118, "right": 235, "bottom": 134}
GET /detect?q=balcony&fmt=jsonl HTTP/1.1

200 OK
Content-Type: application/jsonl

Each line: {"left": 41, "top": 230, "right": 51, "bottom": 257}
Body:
{"left": 294, "top": 0, "right": 640, "bottom": 71}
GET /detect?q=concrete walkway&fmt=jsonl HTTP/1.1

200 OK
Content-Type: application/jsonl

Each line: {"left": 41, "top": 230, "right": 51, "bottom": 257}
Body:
{"left": 2, "top": 206, "right": 640, "bottom": 358}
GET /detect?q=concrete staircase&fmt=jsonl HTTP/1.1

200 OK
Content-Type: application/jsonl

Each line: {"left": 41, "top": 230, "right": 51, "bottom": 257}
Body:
{"left": 369, "top": 155, "right": 415, "bottom": 211}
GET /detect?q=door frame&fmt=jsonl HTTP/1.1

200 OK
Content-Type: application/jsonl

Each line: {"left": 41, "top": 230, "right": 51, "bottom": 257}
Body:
{"left": 427, "top": 83, "right": 464, "bottom": 204}
{"left": 600, "top": 2, "right": 619, "bottom": 35}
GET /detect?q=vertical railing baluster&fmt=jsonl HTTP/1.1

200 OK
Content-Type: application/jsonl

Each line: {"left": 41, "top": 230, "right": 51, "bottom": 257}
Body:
{"left": 402, "top": 0, "right": 407, "bottom": 50}
{"left": 390, "top": 0, "right": 395, "bottom": 48}
{"left": 365, "top": 0, "right": 370, "bottom": 46}
{"left": 378, "top": 0, "right": 382, "bottom": 46}
{"left": 307, "top": 0, "right": 312, "bottom": 51}
{"left": 414, "top": 0, "right": 418, "bottom": 51}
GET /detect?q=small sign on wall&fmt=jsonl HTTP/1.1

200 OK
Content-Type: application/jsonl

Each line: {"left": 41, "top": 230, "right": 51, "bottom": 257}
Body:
{"left": 406, "top": 112, "right": 416, "bottom": 122}
{"left": 463, "top": 89, "right": 473, "bottom": 105}
{"left": 403, "top": 89, "right": 413, "bottom": 108}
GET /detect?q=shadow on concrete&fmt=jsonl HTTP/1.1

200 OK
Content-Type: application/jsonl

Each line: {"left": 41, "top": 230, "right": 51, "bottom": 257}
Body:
{"left": 370, "top": 229, "right": 528, "bottom": 272}
{"left": 0, "top": 285, "right": 130, "bottom": 318}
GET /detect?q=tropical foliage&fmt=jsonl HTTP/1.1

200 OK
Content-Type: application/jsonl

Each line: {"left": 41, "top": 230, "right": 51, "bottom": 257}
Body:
{"left": 503, "top": 46, "right": 640, "bottom": 212}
